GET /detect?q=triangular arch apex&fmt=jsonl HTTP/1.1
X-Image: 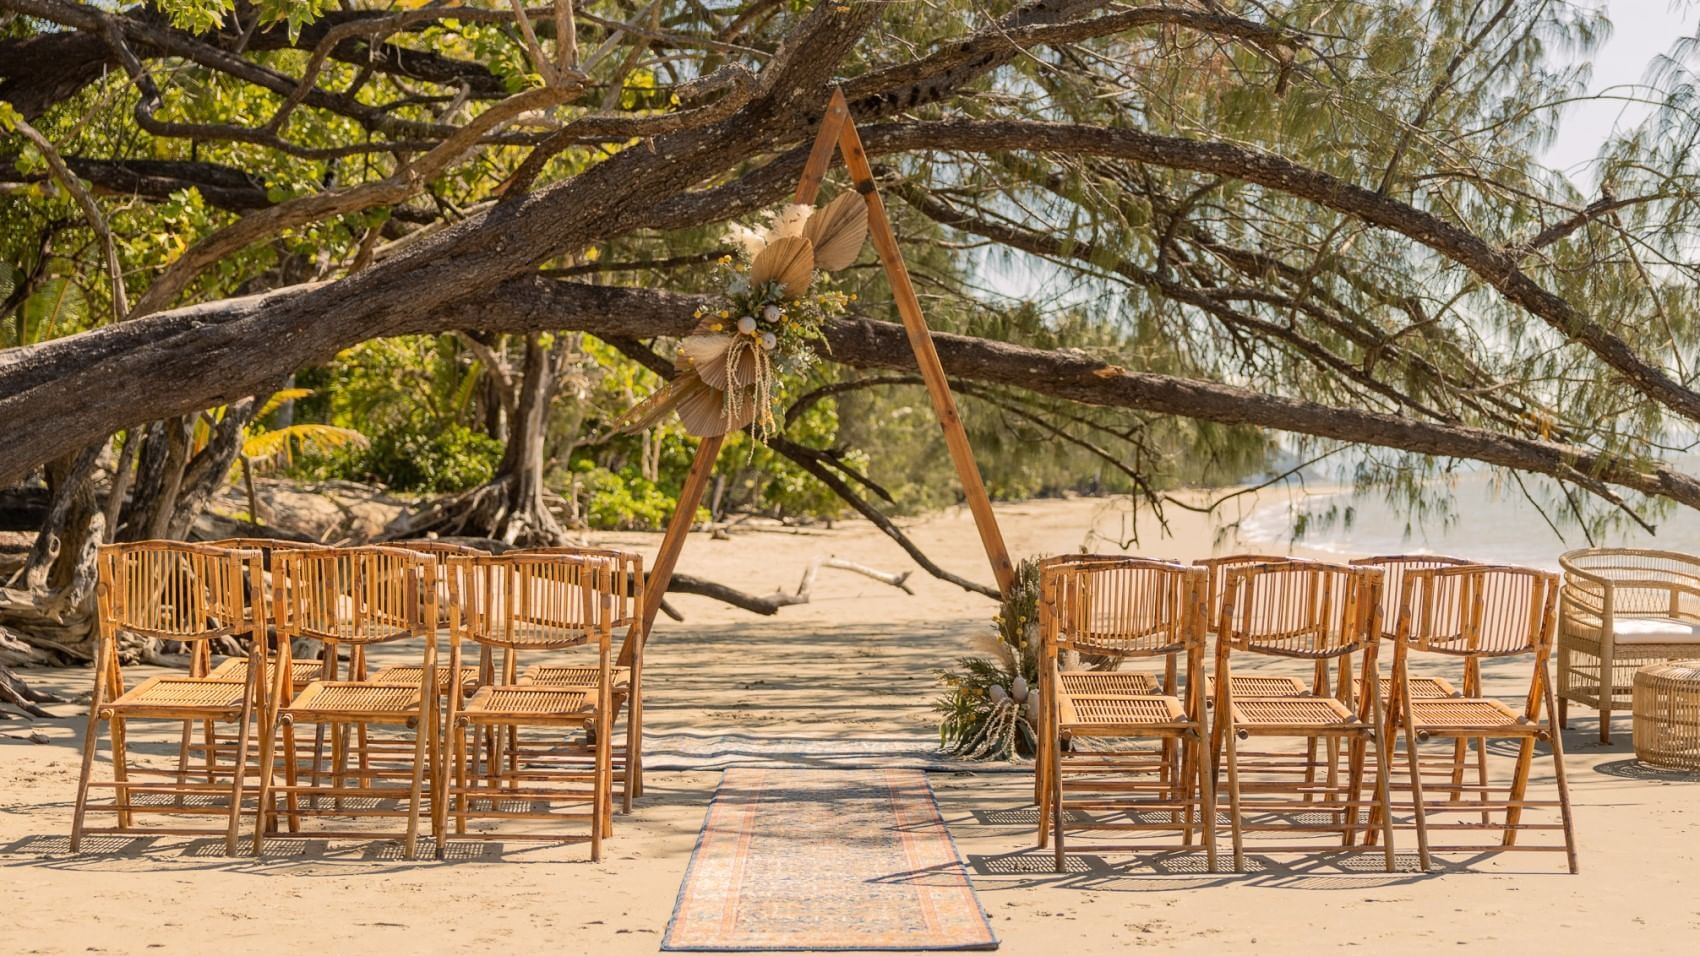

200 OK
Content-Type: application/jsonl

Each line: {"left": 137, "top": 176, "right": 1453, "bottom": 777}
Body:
{"left": 622, "top": 90, "right": 1015, "bottom": 670}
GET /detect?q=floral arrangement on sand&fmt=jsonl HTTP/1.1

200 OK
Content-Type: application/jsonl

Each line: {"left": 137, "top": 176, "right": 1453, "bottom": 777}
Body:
{"left": 616, "top": 193, "right": 869, "bottom": 438}
{"left": 936, "top": 558, "right": 1042, "bottom": 760}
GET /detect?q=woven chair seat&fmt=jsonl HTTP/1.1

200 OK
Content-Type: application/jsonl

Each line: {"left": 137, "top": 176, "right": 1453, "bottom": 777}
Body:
{"left": 1057, "top": 672, "right": 1160, "bottom": 696}
{"left": 1356, "top": 675, "right": 1457, "bottom": 700}
{"left": 103, "top": 676, "right": 248, "bottom": 717}
{"left": 1058, "top": 693, "right": 1186, "bottom": 729}
{"left": 209, "top": 656, "right": 325, "bottom": 689}
{"left": 520, "top": 664, "right": 632, "bottom": 689}
{"left": 284, "top": 681, "right": 421, "bottom": 721}
{"left": 369, "top": 664, "right": 481, "bottom": 693}
{"left": 458, "top": 686, "right": 595, "bottom": 726}
{"left": 1229, "top": 696, "right": 1359, "bottom": 729}
{"left": 1205, "top": 674, "right": 1310, "bottom": 698}
{"left": 1407, "top": 697, "right": 1529, "bottom": 734}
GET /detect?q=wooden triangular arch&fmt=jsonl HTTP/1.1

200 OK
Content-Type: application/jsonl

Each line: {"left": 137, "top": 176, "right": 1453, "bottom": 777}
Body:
{"left": 619, "top": 89, "right": 1015, "bottom": 671}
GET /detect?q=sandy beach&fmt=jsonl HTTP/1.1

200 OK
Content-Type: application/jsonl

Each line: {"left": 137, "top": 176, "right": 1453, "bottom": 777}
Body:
{"left": 2, "top": 493, "right": 1695, "bottom": 954}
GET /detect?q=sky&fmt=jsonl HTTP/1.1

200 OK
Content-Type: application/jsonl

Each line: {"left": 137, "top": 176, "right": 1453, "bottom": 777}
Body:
{"left": 1544, "top": 0, "right": 1700, "bottom": 183}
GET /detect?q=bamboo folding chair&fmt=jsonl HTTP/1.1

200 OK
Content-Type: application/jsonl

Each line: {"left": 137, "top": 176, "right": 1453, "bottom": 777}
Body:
{"left": 72, "top": 542, "right": 266, "bottom": 854}
{"left": 204, "top": 538, "right": 330, "bottom": 694}
{"left": 1037, "top": 558, "right": 1215, "bottom": 872}
{"left": 1349, "top": 555, "right": 1474, "bottom": 702}
{"left": 1385, "top": 565, "right": 1578, "bottom": 873}
{"left": 438, "top": 553, "right": 616, "bottom": 860}
{"left": 254, "top": 546, "right": 439, "bottom": 857}
{"left": 1031, "top": 554, "right": 1168, "bottom": 805}
{"left": 1349, "top": 554, "right": 1495, "bottom": 804}
{"left": 507, "top": 546, "right": 646, "bottom": 811}
{"left": 368, "top": 540, "right": 488, "bottom": 696}
{"left": 1196, "top": 555, "right": 1316, "bottom": 699}
{"left": 1214, "top": 561, "right": 1396, "bottom": 872}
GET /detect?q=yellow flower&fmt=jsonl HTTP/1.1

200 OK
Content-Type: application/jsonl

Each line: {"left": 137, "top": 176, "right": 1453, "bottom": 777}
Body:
{"left": 717, "top": 309, "right": 730, "bottom": 318}
{"left": 709, "top": 323, "right": 723, "bottom": 332}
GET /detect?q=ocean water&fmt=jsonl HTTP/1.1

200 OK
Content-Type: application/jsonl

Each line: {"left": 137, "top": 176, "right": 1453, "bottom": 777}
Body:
{"left": 1237, "top": 468, "right": 1700, "bottom": 571}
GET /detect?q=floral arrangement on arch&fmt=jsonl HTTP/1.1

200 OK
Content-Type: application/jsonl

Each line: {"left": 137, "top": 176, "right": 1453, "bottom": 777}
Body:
{"left": 617, "top": 192, "right": 870, "bottom": 438}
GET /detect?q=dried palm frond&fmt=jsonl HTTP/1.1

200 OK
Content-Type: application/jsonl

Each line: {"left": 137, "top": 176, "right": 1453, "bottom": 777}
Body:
{"left": 803, "top": 192, "right": 870, "bottom": 271}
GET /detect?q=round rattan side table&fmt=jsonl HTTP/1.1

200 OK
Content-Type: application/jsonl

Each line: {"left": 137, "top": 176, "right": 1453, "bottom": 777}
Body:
{"left": 1633, "top": 660, "right": 1700, "bottom": 771}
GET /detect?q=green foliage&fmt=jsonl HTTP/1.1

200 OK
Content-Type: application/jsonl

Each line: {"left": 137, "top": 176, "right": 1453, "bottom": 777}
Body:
{"left": 310, "top": 424, "right": 503, "bottom": 493}
{"left": 569, "top": 464, "right": 679, "bottom": 530}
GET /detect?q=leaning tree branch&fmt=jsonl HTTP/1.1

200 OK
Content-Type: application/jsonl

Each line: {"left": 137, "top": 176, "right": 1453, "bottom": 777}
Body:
{"left": 8, "top": 275, "right": 1700, "bottom": 516}
{"left": 857, "top": 119, "right": 1700, "bottom": 427}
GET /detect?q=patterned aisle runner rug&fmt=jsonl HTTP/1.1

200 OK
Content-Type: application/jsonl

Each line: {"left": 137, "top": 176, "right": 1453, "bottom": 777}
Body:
{"left": 663, "top": 768, "right": 999, "bottom": 952}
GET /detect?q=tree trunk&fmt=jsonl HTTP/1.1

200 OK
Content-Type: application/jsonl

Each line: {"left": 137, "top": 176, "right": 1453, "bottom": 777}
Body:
{"left": 390, "top": 334, "right": 565, "bottom": 545}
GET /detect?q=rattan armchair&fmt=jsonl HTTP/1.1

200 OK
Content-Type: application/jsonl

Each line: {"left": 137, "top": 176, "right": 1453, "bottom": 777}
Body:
{"left": 1557, "top": 548, "right": 1700, "bottom": 742}
{"left": 1213, "top": 561, "right": 1396, "bottom": 872}
{"left": 72, "top": 542, "right": 266, "bottom": 854}
{"left": 1037, "top": 557, "right": 1215, "bottom": 872}
{"left": 254, "top": 547, "right": 439, "bottom": 857}
{"left": 1385, "top": 565, "right": 1577, "bottom": 872}
{"left": 438, "top": 553, "right": 617, "bottom": 860}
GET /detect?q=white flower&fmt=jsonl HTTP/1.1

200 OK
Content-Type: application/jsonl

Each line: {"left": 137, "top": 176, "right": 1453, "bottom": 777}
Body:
{"left": 737, "top": 316, "right": 758, "bottom": 334}
{"left": 768, "top": 203, "right": 813, "bottom": 240}
{"left": 726, "top": 222, "right": 767, "bottom": 260}
{"left": 760, "top": 331, "right": 777, "bottom": 350}
{"left": 762, "top": 304, "right": 782, "bottom": 323}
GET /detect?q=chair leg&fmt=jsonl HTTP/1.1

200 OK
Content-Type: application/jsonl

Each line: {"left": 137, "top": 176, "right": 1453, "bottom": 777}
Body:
{"left": 1472, "top": 735, "right": 1491, "bottom": 826}
{"left": 255, "top": 712, "right": 279, "bottom": 854}
{"left": 1177, "top": 734, "right": 1198, "bottom": 847}
{"left": 224, "top": 694, "right": 257, "bottom": 856}
{"left": 1342, "top": 733, "right": 1366, "bottom": 847}
{"left": 630, "top": 680, "right": 645, "bottom": 799}
{"left": 621, "top": 702, "right": 637, "bottom": 814}
{"left": 71, "top": 708, "right": 105, "bottom": 853}
{"left": 1557, "top": 695, "right": 1568, "bottom": 730}
{"left": 591, "top": 723, "right": 607, "bottom": 863}
{"left": 454, "top": 721, "right": 469, "bottom": 836}
{"left": 356, "top": 722, "right": 372, "bottom": 790}
{"left": 1195, "top": 730, "right": 1217, "bottom": 874}
{"left": 1371, "top": 724, "right": 1397, "bottom": 872}
{"left": 173, "top": 720, "right": 195, "bottom": 808}
{"left": 1050, "top": 729, "right": 1065, "bottom": 873}
{"left": 403, "top": 716, "right": 429, "bottom": 860}
{"left": 1544, "top": 682, "right": 1580, "bottom": 874}
{"left": 1035, "top": 730, "right": 1052, "bottom": 849}
{"left": 110, "top": 717, "right": 133, "bottom": 829}
{"left": 1402, "top": 718, "right": 1431, "bottom": 872}
{"left": 1223, "top": 722, "right": 1245, "bottom": 873}
{"left": 310, "top": 723, "right": 327, "bottom": 791}
{"left": 203, "top": 719, "right": 217, "bottom": 784}
{"left": 1599, "top": 662, "right": 1614, "bottom": 744}
{"left": 1502, "top": 738, "right": 1536, "bottom": 847}
{"left": 281, "top": 720, "right": 302, "bottom": 832}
